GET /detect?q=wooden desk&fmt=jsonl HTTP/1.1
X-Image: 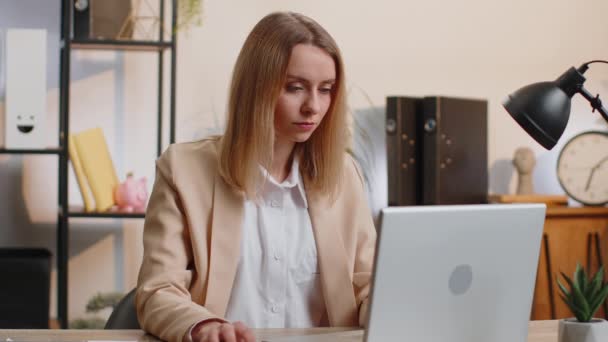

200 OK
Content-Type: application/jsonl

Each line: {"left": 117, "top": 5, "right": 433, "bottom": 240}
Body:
{"left": 532, "top": 206, "right": 608, "bottom": 320}
{"left": 0, "top": 320, "right": 558, "bottom": 342}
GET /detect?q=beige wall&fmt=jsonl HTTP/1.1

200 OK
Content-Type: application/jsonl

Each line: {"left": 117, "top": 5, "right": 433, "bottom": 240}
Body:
{"left": 171, "top": 0, "right": 608, "bottom": 155}
{"left": 14, "top": 0, "right": 607, "bottom": 320}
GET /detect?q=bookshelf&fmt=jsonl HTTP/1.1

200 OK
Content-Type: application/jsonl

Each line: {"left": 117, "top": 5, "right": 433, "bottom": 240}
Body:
{"left": 53, "top": 0, "right": 177, "bottom": 328}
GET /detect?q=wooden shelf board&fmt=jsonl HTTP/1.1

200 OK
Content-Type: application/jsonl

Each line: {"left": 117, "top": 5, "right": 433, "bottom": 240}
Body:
{"left": 70, "top": 39, "right": 172, "bottom": 51}
{"left": 546, "top": 206, "right": 608, "bottom": 217}
{"left": 67, "top": 207, "right": 145, "bottom": 219}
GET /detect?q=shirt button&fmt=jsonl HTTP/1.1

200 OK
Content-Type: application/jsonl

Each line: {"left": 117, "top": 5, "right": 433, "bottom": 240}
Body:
{"left": 271, "top": 305, "right": 280, "bottom": 313}
{"left": 274, "top": 253, "right": 281, "bottom": 261}
{"left": 270, "top": 200, "right": 280, "bottom": 207}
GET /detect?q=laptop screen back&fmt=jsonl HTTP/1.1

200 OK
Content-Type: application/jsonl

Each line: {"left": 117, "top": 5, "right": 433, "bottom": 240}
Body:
{"left": 365, "top": 204, "right": 545, "bottom": 342}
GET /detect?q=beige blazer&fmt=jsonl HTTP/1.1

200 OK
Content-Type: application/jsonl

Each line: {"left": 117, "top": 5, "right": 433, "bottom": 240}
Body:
{"left": 135, "top": 138, "right": 376, "bottom": 342}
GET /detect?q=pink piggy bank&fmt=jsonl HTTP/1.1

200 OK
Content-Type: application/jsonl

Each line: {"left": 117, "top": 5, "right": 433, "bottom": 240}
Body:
{"left": 114, "top": 173, "right": 148, "bottom": 213}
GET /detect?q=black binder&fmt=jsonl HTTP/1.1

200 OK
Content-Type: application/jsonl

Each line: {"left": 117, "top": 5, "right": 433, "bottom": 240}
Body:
{"left": 386, "top": 96, "right": 488, "bottom": 206}
{"left": 386, "top": 97, "right": 421, "bottom": 206}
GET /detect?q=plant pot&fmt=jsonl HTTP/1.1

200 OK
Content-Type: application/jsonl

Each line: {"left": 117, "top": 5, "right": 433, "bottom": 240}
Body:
{"left": 559, "top": 318, "right": 608, "bottom": 342}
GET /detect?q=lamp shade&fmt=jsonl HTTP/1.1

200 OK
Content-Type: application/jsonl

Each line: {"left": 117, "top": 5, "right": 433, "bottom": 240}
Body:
{"left": 502, "top": 81, "right": 571, "bottom": 150}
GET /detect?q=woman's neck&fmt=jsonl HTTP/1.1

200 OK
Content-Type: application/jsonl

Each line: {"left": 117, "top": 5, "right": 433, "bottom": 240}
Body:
{"left": 271, "top": 140, "right": 295, "bottom": 183}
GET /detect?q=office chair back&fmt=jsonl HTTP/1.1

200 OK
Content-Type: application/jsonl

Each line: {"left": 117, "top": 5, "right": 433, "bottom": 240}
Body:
{"left": 0, "top": 248, "right": 52, "bottom": 328}
{"left": 105, "top": 288, "right": 140, "bottom": 329}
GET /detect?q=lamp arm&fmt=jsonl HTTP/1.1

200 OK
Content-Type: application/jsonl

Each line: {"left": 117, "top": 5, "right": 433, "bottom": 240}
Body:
{"left": 578, "top": 87, "right": 608, "bottom": 123}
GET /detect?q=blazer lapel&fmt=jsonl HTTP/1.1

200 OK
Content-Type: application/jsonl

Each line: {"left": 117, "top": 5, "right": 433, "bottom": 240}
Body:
{"left": 204, "top": 172, "right": 244, "bottom": 317}
{"left": 306, "top": 186, "right": 358, "bottom": 326}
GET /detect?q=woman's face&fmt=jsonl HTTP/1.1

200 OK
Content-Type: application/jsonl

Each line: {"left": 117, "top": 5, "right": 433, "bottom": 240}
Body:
{"left": 274, "top": 44, "right": 336, "bottom": 146}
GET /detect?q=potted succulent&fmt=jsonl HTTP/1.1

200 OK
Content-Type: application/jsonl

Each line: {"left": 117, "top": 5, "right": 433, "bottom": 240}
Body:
{"left": 557, "top": 264, "right": 608, "bottom": 342}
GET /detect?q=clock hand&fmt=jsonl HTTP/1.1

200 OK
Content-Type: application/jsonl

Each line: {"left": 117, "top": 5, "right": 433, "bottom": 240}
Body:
{"left": 584, "top": 155, "right": 608, "bottom": 191}
{"left": 585, "top": 168, "right": 596, "bottom": 191}
{"left": 592, "top": 155, "right": 608, "bottom": 170}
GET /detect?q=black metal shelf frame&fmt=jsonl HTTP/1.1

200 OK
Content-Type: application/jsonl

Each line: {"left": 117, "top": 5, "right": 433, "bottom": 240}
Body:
{"left": 0, "top": 148, "right": 63, "bottom": 155}
{"left": 55, "top": 0, "right": 177, "bottom": 328}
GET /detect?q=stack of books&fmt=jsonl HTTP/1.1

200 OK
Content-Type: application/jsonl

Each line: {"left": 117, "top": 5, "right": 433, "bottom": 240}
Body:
{"left": 68, "top": 127, "right": 119, "bottom": 212}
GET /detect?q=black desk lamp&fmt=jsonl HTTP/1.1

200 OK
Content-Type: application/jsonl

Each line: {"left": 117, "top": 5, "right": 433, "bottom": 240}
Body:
{"left": 502, "top": 60, "right": 608, "bottom": 150}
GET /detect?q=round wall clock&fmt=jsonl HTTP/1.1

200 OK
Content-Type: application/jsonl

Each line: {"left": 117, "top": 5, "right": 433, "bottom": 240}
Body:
{"left": 556, "top": 131, "right": 608, "bottom": 206}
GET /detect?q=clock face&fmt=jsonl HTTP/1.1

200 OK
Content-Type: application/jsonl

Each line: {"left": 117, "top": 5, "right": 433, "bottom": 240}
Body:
{"left": 557, "top": 131, "right": 608, "bottom": 206}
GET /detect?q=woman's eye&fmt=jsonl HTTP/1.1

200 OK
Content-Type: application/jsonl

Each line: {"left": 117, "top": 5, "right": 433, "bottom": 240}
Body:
{"left": 319, "top": 87, "right": 333, "bottom": 94}
{"left": 287, "top": 85, "right": 304, "bottom": 92}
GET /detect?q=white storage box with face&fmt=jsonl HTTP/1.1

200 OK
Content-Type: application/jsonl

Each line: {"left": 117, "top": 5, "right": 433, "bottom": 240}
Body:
{"left": 5, "top": 29, "right": 47, "bottom": 149}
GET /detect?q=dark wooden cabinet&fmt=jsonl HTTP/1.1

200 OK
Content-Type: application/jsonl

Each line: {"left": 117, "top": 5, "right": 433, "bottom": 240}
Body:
{"left": 531, "top": 207, "right": 608, "bottom": 320}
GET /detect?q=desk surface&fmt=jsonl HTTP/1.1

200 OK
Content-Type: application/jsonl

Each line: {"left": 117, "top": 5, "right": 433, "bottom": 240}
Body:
{"left": 0, "top": 320, "right": 558, "bottom": 342}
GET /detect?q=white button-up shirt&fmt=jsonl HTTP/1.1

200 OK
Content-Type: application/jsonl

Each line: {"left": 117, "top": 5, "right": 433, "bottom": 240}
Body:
{"left": 224, "top": 158, "right": 326, "bottom": 328}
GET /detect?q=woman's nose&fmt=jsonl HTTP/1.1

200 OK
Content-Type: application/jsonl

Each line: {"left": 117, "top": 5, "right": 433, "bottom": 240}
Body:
{"left": 302, "top": 92, "right": 321, "bottom": 115}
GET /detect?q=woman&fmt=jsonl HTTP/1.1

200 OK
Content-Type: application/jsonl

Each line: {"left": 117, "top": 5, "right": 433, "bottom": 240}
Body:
{"left": 136, "top": 12, "right": 376, "bottom": 342}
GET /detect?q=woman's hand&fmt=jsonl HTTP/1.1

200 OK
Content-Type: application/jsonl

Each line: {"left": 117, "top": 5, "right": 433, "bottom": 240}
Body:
{"left": 191, "top": 321, "right": 256, "bottom": 342}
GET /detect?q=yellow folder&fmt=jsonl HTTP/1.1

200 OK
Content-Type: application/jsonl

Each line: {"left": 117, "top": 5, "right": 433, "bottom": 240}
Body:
{"left": 72, "top": 127, "right": 119, "bottom": 212}
{"left": 68, "top": 135, "right": 95, "bottom": 212}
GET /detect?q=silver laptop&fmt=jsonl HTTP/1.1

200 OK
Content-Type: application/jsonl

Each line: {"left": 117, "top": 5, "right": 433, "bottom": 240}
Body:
{"left": 265, "top": 204, "right": 546, "bottom": 342}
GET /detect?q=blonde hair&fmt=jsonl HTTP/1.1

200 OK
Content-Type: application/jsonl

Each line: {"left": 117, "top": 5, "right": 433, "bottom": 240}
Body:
{"left": 218, "top": 12, "right": 348, "bottom": 200}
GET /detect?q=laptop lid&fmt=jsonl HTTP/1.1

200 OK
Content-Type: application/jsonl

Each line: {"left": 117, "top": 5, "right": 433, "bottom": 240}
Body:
{"left": 365, "top": 204, "right": 545, "bottom": 342}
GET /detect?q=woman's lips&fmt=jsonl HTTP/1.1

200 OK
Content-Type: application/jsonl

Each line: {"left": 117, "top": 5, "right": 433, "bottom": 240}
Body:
{"left": 294, "top": 122, "right": 315, "bottom": 131}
